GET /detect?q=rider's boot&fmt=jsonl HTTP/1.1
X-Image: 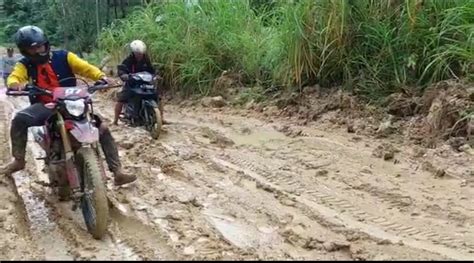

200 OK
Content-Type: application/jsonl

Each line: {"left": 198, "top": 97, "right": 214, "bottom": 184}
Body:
{"left": 0, "top": 158, "right": 25, "bottom": 175}
{"left": 113, "top": 168, "right": 137, "bottom": 186}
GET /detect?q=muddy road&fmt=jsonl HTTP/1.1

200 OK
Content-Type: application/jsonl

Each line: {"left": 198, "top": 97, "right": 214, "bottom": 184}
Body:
{"left": 0, "top": 80, "right": 473, "bottom": 260}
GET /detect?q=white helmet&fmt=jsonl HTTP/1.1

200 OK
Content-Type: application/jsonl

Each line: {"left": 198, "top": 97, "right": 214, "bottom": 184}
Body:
{"left": 130, "top": 40, "right": 146, "bottom": 54}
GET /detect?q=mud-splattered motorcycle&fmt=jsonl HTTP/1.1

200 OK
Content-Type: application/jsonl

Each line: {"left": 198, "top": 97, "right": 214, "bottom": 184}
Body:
{"left": 120, "top": 71, "right": 162, "bottom": 139}
{"left": 6, "top": 80, "right": 115, "bottom": 239}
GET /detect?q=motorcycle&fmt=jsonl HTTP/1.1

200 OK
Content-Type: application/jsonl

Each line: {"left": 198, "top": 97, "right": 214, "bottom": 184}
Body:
{"left": 120, "top": 71, "right": 162, "bottom": 139}
{"left": 6, "top": 79, "right": 116, "bottom": 240}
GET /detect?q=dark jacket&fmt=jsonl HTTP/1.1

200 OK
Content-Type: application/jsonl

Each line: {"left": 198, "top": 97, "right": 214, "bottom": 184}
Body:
{"left": 117, "top": 54, "right": 156, "bottom": 76}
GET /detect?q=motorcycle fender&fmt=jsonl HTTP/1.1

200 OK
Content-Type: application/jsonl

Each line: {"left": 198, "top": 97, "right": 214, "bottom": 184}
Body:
{"left": 143, "top": 99, "right": 158, "bottom": 108}
{"left": 69, "top": 121, "right": 99, "bottom": 144}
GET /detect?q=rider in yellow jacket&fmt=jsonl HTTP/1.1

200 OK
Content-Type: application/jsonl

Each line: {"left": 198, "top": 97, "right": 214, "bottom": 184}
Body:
{"left": 7, "top": 51, "right": 105, "bottom": 88}
{"left": 0, "top": 25, "right": 137, "bottom": 187}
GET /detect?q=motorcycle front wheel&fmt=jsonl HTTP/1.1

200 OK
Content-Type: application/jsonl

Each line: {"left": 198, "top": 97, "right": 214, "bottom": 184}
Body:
{"left": 75, "top": 147, "right": 109, "bottom": 239}
{"left": 144, "top": 104, "right": 162, "bottom": 139}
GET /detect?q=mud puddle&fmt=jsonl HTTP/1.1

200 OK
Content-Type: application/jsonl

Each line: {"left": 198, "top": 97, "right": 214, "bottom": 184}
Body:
{"left": 203, "top": 208, "right": 279, "bottom": 250}
{"left": 108, "top": 206, "right": 176, "bottom": 260}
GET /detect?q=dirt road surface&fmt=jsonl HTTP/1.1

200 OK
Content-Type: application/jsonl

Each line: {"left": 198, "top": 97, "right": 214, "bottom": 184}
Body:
{"left": 0, "top": 66, "right": 472, "bottom": 259}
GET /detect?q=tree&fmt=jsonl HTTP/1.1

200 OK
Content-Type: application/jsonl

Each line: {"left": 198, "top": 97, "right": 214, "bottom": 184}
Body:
{"left": 0, "top": 0, "right": 145, "bottom": 50}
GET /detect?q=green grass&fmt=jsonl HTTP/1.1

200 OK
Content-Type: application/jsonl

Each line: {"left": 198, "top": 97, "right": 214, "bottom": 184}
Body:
{"left": 97, "top": 0, "right": 474, "bottom": 102}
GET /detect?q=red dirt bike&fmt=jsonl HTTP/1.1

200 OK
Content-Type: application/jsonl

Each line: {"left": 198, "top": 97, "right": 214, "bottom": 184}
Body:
{"left": 6, "top": 79, "right": 117, "bottom": 240}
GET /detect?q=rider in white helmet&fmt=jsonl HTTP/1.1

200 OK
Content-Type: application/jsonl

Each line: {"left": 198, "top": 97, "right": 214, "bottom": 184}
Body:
{"left": 114, "top": 40, "right": 167, "bottom": 125}
{"left": 130, "top": 40, "right": 147, "bottom": 58}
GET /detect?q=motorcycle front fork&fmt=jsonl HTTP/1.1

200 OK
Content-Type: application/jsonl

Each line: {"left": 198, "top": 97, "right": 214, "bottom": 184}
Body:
{"left": 56, "top": 113, "right": 80, "bottom": 189}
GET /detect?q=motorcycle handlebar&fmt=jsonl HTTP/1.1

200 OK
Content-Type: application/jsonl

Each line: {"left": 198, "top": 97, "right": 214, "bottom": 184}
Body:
{"left": 88, "top": 83, "right": 121, "bottom": 93}
{"left": 127, "top": 73, "right": 161, "bottom": 81}
{"left": 5, "top": 89, "right": 28, "bottom": 96}
{"left": 6, "top": 84, "right": 52, "bottom": 97}
{"left": 6, "top": 83, "right": 121, "bottom": 97}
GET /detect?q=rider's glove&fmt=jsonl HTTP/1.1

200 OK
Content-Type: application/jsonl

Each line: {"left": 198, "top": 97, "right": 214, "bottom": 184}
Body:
{"left": 94, "top": 77, "right": 108, "bottom": 86}
{"left": 24, "top": 83, "right": 35, "bottom": 91}
{"left": 8, "top": 82, "right": 27, "bottom": 91}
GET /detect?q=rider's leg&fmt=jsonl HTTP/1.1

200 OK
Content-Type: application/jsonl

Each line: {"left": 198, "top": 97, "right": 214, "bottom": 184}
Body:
{"left": 154, "top": 91, "right": 168, "bottom": 125}
{"left": 0, "top": 103, "right": 53, "bottom": 175}
{"left": 158, "top": 99, "right": 167, "bottom": 124}
{"left": 113, "top": 88, "right": 131, "bottom": 125}
{"left": 113, "top": 102, "right": 124, "bottom": 125}
{"left": 94, "top": 115, "right": 137, "bottom": 186}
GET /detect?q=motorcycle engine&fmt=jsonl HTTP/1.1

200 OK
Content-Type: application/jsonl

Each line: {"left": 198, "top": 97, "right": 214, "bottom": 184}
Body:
{"left": 46, "top": 140, "right": 68, "bottom": 187}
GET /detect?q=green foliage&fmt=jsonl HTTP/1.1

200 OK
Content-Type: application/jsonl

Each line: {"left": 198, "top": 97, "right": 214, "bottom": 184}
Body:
{"left": 0, "top": 0, "right": 60, "bottom": 44}
{"left": 0, "top": 0, "right": 143, "bottom": 53}
{"left": 346, "top": 0, "right": 474, "bottom": 101}
{"left": 98, "top": 0, "right": 473, "bottom": 100}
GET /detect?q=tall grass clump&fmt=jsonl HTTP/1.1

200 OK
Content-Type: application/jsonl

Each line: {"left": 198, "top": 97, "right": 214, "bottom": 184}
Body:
{"left": 98, "top": 0, "right": 473, "bottom": 101}
{"left": 346, "top": 0, "right": 474, "bottom": 100}
{"left": 272, "top": 0, "right": 351, "bottom": 90}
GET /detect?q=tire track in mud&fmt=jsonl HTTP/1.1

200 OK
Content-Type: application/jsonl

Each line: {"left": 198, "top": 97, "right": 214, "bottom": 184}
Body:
{"left": 159, "top": 111, "right": 473, "bottom": 243}
{"left": 167, "top": 108, "right": 474, "bottom": 256}
{"left": 170, "top": 112, "right": 474, "bottom": 256}
{"left": 280, "top": 140, "right": 474, "bottom": 250}
{"left": 118, "top": 140, "right": 354, "bottom": 260}
{"left": 256, "top": 137, "right": 470, "bottom": 220}
{"left": 13, "top": 170, "right": 74, "bottom": 259}
{"left": 210, "top": 150, "right": 474, "bottom": 260}
{"left": 136, "top": 124, "right": 454, "bottom": 260}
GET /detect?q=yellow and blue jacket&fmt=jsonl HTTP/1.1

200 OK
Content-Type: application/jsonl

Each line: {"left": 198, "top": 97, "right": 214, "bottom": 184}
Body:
{"left": 7, "top": 50, "right": 105, "bottom": 88}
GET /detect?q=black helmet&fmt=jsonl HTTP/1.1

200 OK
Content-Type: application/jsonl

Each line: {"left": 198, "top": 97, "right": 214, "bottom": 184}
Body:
{"left": 14, "top": 25, "right": 50, "bottom": 64}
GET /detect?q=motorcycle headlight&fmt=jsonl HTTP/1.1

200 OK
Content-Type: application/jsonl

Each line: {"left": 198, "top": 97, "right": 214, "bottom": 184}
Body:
{"left": 65, "top": 99, "right": 86, "bottom": 117}
{"left": 142, "top": 84, "right": 155, "bottom": 90}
